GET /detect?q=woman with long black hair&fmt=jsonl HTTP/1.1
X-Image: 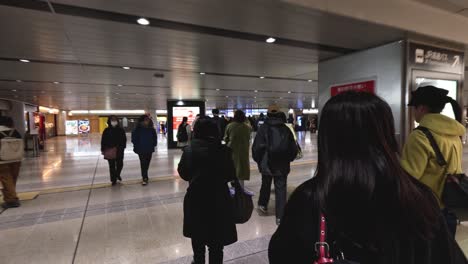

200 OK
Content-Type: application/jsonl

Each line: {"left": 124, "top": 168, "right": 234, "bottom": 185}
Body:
{"left": 269, "top": 92, "right": 467, "bottom": 264}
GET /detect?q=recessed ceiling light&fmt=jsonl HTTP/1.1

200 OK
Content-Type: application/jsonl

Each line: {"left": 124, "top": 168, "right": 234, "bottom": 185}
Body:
{"left": 266, "top": 37, "right": 276, "bottom": 43}
{"left": 137, "top": 18, "right": 150, "bottom": 26}
{"left": 19, "top": 59, "right": 30, "bottom": 63}
{"left": 122, "top": 66, "right": 131, "bottom": 70}
{"left": 288, "top": 91, "right": 291, "bottom": 94}
{"left": 308, "top": 80, "right": 312, "bottom": 82}
{"left": 116, "top": 93, "right": 120, "bottom": 95}
{"left": 53, "top": 81, "right": 60, "bottom": 84}
{"left": 11, "top": 89, "right": 16, "bottom": 92}
{"left": 225, "top": 96, "right": 229, "bottom": 98}
{"left": 254, "top": 90, "right": 258, "bottom": 93}
{"left": 279, "top": 97, "right": 283, "bottom": 99}
{"left": 259, "top": 76, "right": 265, "bottom": 79}
{"left": 117, "top": 84, "right": 123, "bottom": 87}
{"left": 200, "top": 72, "right": 206, "bottom": 75}
{"left": 16, "top": 80, "right": 22, "bottom": 82}
{"left": 216, "top": 89, "right": 220, "bottom": 91}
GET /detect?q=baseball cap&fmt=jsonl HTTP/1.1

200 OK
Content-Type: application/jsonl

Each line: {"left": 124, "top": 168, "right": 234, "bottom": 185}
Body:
{"left": 408, "top": 86, "right": 449, "bottom": 107}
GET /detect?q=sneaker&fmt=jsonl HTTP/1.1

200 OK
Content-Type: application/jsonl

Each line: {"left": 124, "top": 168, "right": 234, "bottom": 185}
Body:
{"left": 2, "top": 201, "right": 20, "bottom": 209}
{"left": 276, "top": 218, "right": 281, "bottom": 226}
{"left": 142, "top": 179, "right": 148, "bottom": 186}
{"left": 117, "top": 176, "right": 122, "bottom": 182}
{"left": 258, "top": 205, "right": 268, "bottom": 214}
{"left": 111, "top": 181, "right": 117, "bottom": 186}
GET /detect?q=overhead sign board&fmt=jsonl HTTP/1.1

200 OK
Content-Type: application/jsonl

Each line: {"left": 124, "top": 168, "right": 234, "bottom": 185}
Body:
{"left": 409, "top": 43, "right": 464, "bottom": 74}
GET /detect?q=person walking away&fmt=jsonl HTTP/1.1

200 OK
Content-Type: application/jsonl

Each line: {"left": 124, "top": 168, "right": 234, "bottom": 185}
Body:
{"left": 178, "top": 117, "right": 237, "bottom": 264}
{"left": 177, "top": 117, "right": 192, "bottom": 147}
{"left": 0, "top": 116, "right": 23, "bottom": 209}
{"left": 101, "top": 115, "right": 127, "bottom": 185}
{"left": 212, "top": 109, "right": 227, "bottom": 139}
{"left": 252, "top": 105, "right": 298, "bottom": 225}
{"left": 401, "top": 86, "right": 465, "bottom": 236}
{"left": 256, "top": 113, "right": 266, "bottom": 129}
{"left": 132, "top": 115, "right": 157, "bottom": 186}
{"left": 269, "top": 91, "right": 467, "bottom": 264}
{"left": 224, "top": 110, "right": 251, "bottom": 189}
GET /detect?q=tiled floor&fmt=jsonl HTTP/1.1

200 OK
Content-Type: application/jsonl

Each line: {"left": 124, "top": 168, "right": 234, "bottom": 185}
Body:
{"left": 0, "top": 132, "right": 467, "bottom": 263}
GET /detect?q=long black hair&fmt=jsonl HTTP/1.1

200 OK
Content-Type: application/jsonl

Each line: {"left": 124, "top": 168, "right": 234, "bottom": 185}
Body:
{"left": 316, "top": 92, "right": 438, "bottom": 243}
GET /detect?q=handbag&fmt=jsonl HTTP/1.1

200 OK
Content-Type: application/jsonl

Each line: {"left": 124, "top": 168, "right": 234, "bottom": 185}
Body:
{"left": 232, "top": 177, "right": 254, "bottom": 224}
{"left": 314, "top": 214, "right": 360, "bottom": 264}
{"left": 103, "top": 147, "right": 117, "bottom": 160}
{"left": 416, "top": 127, "right": 468, "bottom": 208}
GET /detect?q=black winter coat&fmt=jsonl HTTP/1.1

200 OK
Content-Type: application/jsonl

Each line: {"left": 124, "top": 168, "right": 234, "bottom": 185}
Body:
{"left": 178, "top": 139, "right": 238, "bottom": 246}
{"left": 252, "top": 117, "right": 297, "bottom": 175}
{"left": 269, "top": 178, "right": 468, "bottom": 264}
{"left": 101, "top": 126, "right": 126, "bottom": 159}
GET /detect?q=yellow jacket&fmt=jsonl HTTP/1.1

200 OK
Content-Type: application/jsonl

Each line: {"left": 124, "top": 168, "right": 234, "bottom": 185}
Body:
{"left": 401, "top": 114, "right": 465, "bottom": 208}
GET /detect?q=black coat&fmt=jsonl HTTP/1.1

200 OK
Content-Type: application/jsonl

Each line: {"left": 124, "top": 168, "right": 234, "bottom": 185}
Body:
{"left": 269, "top": 178, "right": 468, "bottom": 264}
{"left": 178, "top": 139, "right": 238, "bottom": 246}
{"left": 101, "top": 126, "right": 126, "bottom": 159}
{"left": 252, "top": 117, "right": 297, "bottom": 175}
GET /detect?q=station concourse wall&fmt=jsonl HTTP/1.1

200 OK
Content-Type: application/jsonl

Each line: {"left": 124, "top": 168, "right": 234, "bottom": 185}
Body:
{"left": 318, "top": 41, "right": 405, "bottom": 143}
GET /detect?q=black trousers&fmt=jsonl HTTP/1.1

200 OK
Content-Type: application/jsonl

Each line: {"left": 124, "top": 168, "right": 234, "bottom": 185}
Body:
{"left": 107, "top": 158, "right": 124, "bottom": 183}
{"left": 191, "top": 239, "right": 224, "bottom": 264}
{"left": 258, "top": 172, "right": 287, "bottom": 219}
{"left": 138, "top": 153, "right": 152, "bottom": 180}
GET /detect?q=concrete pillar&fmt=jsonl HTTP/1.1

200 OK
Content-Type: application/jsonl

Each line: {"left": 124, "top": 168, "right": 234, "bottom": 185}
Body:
{"left": 7, "top": 101, "right": 26, "bottom": 137}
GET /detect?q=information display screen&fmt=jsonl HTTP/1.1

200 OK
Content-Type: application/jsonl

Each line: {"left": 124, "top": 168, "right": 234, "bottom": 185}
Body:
{"left": 65, "top": 120, "right": 78, "bottom": 135}
{"left": 172, "top": 106, "right": 200, "bottom": 142}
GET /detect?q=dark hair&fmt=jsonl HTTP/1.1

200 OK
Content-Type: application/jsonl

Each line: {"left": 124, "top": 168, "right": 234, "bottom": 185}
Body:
{"left": 212, "top": 109, "right": 220, "bottom": 115}
{"left": 138, "top": 115, "right": 152, "bottom": 127}
{"left": 316, "top": 92, "right": 438, "bottom": 241}
{"left": 107, "top": 115, "right": 119, "bottom": 126}
{"left": 193, "top": 117, "right": 220, "bottom": 141}
{"left": 182, "top": 117, "right": 188, "bottom": 123}
{"left": 233, "top": 110, "right": 246, "bottom": 123}
{"left": 0, "top": 116, "right": 14, "bottom": 127}
{"left": 411, "top": 86, "right": 462, "bottom": 123}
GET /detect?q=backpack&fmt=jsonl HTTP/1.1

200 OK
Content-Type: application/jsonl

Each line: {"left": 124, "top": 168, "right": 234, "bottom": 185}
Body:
{"left": 177, "top": 123, "right": 189, "bottom": 142}
{"left": 266, "top": 124, "right": 297, "bottom": 162}
{"left": 0, "top": 130, "right": 24, "bottom": 162}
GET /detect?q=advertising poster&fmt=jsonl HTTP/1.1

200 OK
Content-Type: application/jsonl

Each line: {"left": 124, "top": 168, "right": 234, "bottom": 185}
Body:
{"left": 78, "top": 120, "right": 91, "bottom": 134}
{"left": 172, "top": 106, "right": 200, "bottom": 141}
{"left": 65, "top": 120, "right": 79, "bottom": 135}
{"left": 330, "top": 80, "right": 376, "bottom": 96}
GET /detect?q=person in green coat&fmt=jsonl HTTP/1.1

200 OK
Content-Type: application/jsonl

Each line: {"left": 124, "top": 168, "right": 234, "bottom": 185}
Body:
{"left": 224, "top": 110, "right": 252, "bottom": 188}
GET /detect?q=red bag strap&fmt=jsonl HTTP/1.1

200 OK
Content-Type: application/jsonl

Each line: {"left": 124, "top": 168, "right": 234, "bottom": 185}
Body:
{"left": 314, "top": 213, "right": 334, "bottom": 264}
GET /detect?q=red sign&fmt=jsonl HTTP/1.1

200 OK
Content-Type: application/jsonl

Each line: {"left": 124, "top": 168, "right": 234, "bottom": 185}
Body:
{"left": 330, "top": 80, "right": 375, "bottom": 96}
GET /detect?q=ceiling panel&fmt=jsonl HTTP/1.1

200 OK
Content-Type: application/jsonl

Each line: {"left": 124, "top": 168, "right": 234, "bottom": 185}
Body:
{"left": 0, "top": 0, "right": 407, "bottom": 110}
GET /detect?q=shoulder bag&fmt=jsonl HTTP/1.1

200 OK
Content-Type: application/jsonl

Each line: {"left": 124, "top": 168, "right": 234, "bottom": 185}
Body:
{"left": 103, "top": 147, "right": 117, "bottom": 160}
{"left": 232, "top": 176, "right": 254, "bottom": 224}
{"left": 314, "top": 214, "right": 360, "bottom": 264}
{"left": 416, "top": 127, "right": 468, "bottom": 208}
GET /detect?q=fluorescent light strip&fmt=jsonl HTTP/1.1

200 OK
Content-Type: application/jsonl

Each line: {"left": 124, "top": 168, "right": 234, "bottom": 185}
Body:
{"left": 88, "top": 110, "right": 146, "bottom": 115}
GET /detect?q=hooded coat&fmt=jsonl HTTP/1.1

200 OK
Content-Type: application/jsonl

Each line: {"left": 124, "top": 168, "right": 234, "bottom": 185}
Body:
{"left": 101, "top": 118, "right": 126, "bottom": 159}
{"left": 401, "top": 114, "right": 466, "bottom": 207}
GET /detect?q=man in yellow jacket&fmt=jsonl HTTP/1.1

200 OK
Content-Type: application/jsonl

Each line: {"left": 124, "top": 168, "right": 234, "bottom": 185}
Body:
{"left": 401, "top": 85, "right": 465, "bottom": 236}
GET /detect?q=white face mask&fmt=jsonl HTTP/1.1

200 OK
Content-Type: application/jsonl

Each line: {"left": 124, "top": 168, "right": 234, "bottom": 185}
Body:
{"left": 111, "top": 121, "right": 118, "bottom": 127}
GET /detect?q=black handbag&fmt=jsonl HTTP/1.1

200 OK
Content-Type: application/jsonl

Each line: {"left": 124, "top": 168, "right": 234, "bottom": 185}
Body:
{"left": 232, "top": 177, "right": 254, "bottom": 224}
{"left": 416, "top": 127, "right": 468, "bottom": 208}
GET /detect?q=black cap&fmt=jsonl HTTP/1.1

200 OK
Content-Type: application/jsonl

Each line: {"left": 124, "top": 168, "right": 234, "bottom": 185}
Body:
{"left": 408, "top": 86, "right": 449, "bottom": 107}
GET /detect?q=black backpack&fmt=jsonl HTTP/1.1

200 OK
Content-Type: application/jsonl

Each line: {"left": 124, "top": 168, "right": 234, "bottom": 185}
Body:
{"left": 177, "top": 123, "right": 189, "bottom": 142}
{"left": 266, "top": 124, "right": 297, "bottom": 162}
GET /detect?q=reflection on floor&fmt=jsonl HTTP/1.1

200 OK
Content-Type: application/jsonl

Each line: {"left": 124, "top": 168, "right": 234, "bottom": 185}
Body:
{"left": 0, "top": 133, "right": 467, "bottom": 263}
